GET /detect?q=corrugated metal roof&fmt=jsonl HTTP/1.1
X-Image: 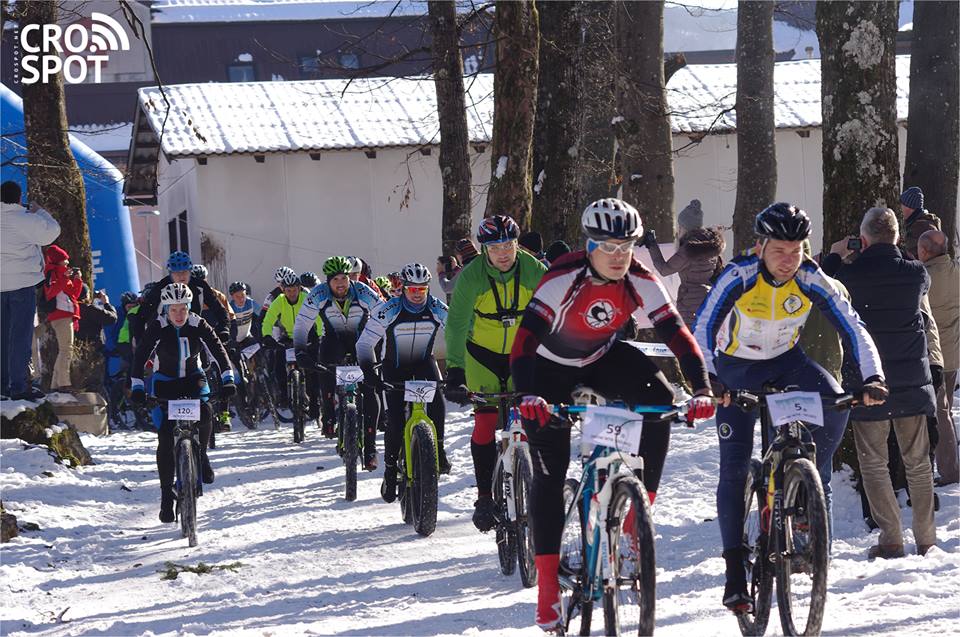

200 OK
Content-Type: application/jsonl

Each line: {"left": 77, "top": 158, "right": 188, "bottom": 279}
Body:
{"left": 135, "top": 56, "right": 911, "bottom": 158}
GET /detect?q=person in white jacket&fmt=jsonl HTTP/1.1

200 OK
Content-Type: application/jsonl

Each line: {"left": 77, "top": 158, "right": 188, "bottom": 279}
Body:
{"left": 1, "top": 181, "right": 61, "bottom": 400}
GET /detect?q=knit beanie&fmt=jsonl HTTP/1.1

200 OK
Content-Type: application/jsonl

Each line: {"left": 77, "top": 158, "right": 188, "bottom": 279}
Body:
{"left": 45, "top": 244, "right": 69, "bottom": 264}
{"left": 677, "top": 199, "right": 704, "bottom": 232}
{"left": 519, "top": 231, "right": 544, "bottom": 255}
{"left": 900, "top": 186, "right": 924, "bottom": 211}
{"left": 455, "top": 238, "right": 479, "bottom": 260}
{"left": 545, "top": 240, "right": 571, "bottom": 264}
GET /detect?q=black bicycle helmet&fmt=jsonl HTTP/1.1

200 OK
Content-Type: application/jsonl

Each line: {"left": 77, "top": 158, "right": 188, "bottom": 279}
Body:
{"left": 754, "top": 203, "right": 811, "bottom": 241}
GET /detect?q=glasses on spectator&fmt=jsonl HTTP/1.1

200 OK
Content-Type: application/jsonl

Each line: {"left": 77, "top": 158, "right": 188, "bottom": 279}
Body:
{"left": 486, "top": 240, "right": 517, "bottom": 255}
{"left": 404, "top": 285, "right": 429, "bottom": 294}
{"left": 588, "top": 239, "right": 636, "bottom": 255}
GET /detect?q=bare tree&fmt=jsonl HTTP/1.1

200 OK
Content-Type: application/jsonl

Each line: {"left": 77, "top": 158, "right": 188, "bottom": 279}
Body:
{"left": 732, "top": 1, "right": 777, "bottom": 253}
{"left": 15, "top": 0, "right": 91, "bottom": 286}
{"left": 530, "top": 2, "right": 583, "bottom": 245}
{"left": 816, "top": 1, "right": 900, "bottom": 253}
{"left": 613, "top": 0, "right": 676, "bottom": 241}
{"left": 903, "top": 0, "right": 959, "bottom": 253}
{"left": 484, "top": 0, "right": 539, "bottom": 228}
{"left": 429, "top": 0, "right": 473, "bottom": 255}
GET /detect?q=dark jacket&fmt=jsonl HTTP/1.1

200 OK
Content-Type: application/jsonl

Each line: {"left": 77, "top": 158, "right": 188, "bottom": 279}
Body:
{"left": 137, "top": 274, "right": 229, "bottom": 341}
{"left": 902, "top": 208, "right": 941, "bottom": 259}
{"left": 647, "top": 227, "right": 724, "bottom": 326}
{"left": 76, "top": 301, "right": 118, "bottom": 346}
{"left": 826, "top": 242, "right": 936, "bottom": 420}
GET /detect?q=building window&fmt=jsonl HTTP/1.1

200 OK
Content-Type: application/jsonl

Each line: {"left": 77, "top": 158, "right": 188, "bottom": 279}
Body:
{"left": 299, "top": 53, "right": 320, "bottom": 78}
{"left": 168, "top": 210, "right": 189, "bottom": 254}
{"left": 227, "top": 63, "right": 256, "bottom": 82}
{"left": 338, "top": 51, "right": 360, "bottom": 69}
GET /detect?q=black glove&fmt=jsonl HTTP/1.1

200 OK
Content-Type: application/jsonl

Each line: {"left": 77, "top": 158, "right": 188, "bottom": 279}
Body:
{"left": 708, "top": 374, "right": 727, "bottom": 401}
{"left": 218, "top": 330, "right": 230, "bottom": 344}
{"left": 361, "top": 366, "right": 382, "bottom": 391}
{"left": 295, "top": 350, "right": 315, "bottom": 369}
{"left": 262, "top": 335, "right": 278, "bottom": 349}
{"left": 220, "top": 382, "right": 237, "bottom": 399}
{"left": 443, "top": 367, "right": 470, "bottom": 405}
{"left": 931, "top": 365, "right": 944, "bottom": 392}
{"left": 130, "top": 388, "right": 146, "bottom": 404}
{"left": 643, "top": 229, "right": 657, "bottom": 248}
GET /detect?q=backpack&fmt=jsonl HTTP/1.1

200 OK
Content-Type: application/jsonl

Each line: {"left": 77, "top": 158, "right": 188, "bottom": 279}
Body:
{"left": 36, "top": 271, "right": 57, "bottom": 317}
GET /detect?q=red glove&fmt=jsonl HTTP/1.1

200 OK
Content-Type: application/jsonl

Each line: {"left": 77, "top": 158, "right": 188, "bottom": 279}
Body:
{"left": 519, "top": 395, "right": 552, "bottom": 427}
{"left": 686, "top": 394, "right": 716, "bottom": 423}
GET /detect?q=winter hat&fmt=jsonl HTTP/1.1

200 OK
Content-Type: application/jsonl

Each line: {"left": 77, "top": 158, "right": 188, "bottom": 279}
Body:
{"left": 545, "top": 240, "right": 571, "bottom": 264}
{"left": 45, "top": 244, "right": 69, "bottom": 264}
{"left": 677, "top": 199, "right": 704, "bottom": 232}
{"left": 519, "top": 231, "right": 544, "bottom": 255}
{"left": 455, "top": 237, "right": 479, "bottom": 260}
{"left": 900, "top": 186, "right": 924, "bottom": 211}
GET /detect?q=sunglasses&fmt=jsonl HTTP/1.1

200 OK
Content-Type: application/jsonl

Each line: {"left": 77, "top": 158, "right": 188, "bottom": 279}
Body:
{"left": 485, "top": 240, "right": 517, "bottom": 254}
{"left": 405, "top": 285, "right": 430, "bottom": 293}
{"left": 588, "top": 239, "right": 636, "bottom": 255}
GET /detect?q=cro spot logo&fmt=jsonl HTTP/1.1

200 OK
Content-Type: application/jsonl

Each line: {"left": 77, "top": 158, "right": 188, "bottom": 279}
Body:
{"left": 19, "top": 12, "right": 130, "bottom": 85}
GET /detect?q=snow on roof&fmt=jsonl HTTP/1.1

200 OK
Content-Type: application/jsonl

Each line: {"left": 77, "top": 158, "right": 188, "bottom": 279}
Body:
{"left": 134, "top": 56, "right": 911, "bottom": 158}
{"left": 70, "top": 123, "right": 133, "bottom": 154}
{"left": 149, "top": 0, "right": 458, "bottom": 23}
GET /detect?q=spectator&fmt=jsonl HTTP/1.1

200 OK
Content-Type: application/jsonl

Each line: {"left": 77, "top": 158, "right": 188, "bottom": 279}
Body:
{"left": 455, "top": 237, "right": 479, "bottom": 266}
{"left": 826, "top": 207, "right": 937, "bottom": 558}
{"left": 1, "top": 181, "right": 60, "bottom": 400}
{"left": 518, "top": 231, "right": 545, "bottom": 261}
{"left": 438, "top": 237, "right": 480, "bottom": 295}
{"left": 899, "top": 186, "right": 941, "bottom": 259}
{"left": 544, "top": 240, "right": 571, "bottom": 267}
{"left": 76, "top": 284, "right": 118, "bottom": 347}
{"left": 917, "top": 229, "right": 960, "bottom": 485}
{"left": 43, "top": 244, "right": 82, "bottom": 392}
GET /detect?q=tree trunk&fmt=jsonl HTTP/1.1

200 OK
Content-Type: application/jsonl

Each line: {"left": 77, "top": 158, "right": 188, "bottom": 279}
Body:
{"left": 903, "top": 1, "right": 959, "bottom": 254}
{"left": 578, "top": 1, "right": 617, "bottom": 212}
{"left": 484, "top": 0, "right": 539, "bottom": 228}
{"left": 530, "top": 1, "right": 583, "bottom": 246}
{"left": 17, "top": 1, "right": 91, "bottom": 288}
{"left": 732, "top": 1, "right": 777, "bottom": 254}
{"left": 613, "top": 0, "right": 676, "bottom": 242}
{"left": 817, "top": 1, "right": 901, "bottom": 253}
{"left": 429, "top": 0, "right": 474, "bottom": 255}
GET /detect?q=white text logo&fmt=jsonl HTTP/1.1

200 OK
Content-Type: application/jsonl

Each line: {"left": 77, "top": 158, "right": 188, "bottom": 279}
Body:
{"left": 19, "top": 12, "right": 130, "bottom": 85}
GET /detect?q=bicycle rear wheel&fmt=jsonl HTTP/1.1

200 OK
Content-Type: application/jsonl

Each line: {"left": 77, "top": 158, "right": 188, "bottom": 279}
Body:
{"left": 775, "top": 458, "right": 828, "bottom": 636}
{"left": 603, "top": 476, "right": 655, "bottom": 636}
{"left": 342, "top": 403, "right": 359, "bottom": 501}
{"left": 559, "top": 477, "right": 591, "bottom": 636}
{"left": 738, "top": 459, "right": 773, "bottom": 637}
{"left": 290, "top": 368, "right": 304, "bottom": 444}
{"left": 177, "top": 438, "right": 198, "bottom": 547}
{"left": 514, "top": 447, "right": 537, "bottom": 588}
{"left": 493, "top": 457, "right": 517, "bottom": 576}
{"left": 410, "top": 422, "right": 438, "bottom": 537}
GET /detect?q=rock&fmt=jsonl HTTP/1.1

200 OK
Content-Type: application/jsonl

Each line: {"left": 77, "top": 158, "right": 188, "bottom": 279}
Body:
{"left": 1, "top": 401, "right": 93, "bottom": 467}
{"left": 1, "top": 503, "right": 18, "bottom": 543}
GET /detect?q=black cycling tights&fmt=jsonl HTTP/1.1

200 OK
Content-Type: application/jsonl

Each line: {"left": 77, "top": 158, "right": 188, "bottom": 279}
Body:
{"left": 154, "top": 377, "right": 213, "bottom": 489}
{"left": 526, "top": 340, "right": 675, "bottom": 555}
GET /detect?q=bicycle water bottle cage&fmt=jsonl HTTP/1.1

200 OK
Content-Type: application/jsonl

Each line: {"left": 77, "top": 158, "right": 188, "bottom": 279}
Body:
{"left": 571, "top": 385, "right": 606, "bottom": 407}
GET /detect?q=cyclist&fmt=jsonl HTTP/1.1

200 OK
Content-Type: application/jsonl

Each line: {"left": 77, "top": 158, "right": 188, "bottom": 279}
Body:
{"left": 443, "top": 214, "right": 547, "bottom": 532}
{"left": 293, "top": 256, "right": 382, "bottom": 469}
{"left": 226, "top": 281, "right": 261, "bottom": 396}
{"left": 509, "top": 198, "right": 716, "bottom": 630}
{"left": 138, "top": 252, "right": 229, "bottom": 343}
{"left": 191, "top": 264, "right": 235, "bottom": 326}
{"left": 262, "top": 266, "right": 297, "bottom": 313}
{"left": 373, "top": 275, "right": 393, "bottom": 299}
{"left": 386, "top": 272, "right": 404, "bottom": 298}
{"left": 261, "top": 270, "right": 306, "bottom": 409}
{"left": 129, "top": 283, "right": 236, "bottom": 523}
{"left": 357, "top": 263, "right": 449, "bottom": 501}
{"left": 692, "top": 202, "right": 888, "bottom": 613}
{"left": 300, "top": 271, "right": 319, "bottom": 291}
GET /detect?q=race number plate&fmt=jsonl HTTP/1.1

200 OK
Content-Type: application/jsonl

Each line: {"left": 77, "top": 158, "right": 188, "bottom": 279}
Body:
{"left": 168, "top": 399, "right": 201, "bottom": 421}
{"left": 241, "top": 342, "right": 261, "bottom": 359}
{"left": 581, "top": 406, "right": 644, "bottom": 453}
{"left": 765, "top": 391, "right": 824, "bottom": 428}
{"left": 404, "top": 380, "right": 437, "bottom": 403}
{"left": 336, "top": 366, "right": 364, "bottom": 386}
{"left": 285, "top": 347, "right": 297, "bottom": 363}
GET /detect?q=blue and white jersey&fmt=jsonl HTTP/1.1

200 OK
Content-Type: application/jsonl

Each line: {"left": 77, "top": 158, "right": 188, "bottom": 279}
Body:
{"left": 294, "top": 280, "right": 382, "bottom": 351}
{"left": 229, "top": 297, "right": 259, "bottom": 342}
{"left": 357, "top": 295, "right": 448, "bottom": 369}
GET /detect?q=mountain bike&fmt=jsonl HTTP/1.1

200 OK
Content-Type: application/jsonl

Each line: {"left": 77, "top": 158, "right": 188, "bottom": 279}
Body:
{"left": 313, "top": 359, "right": 366, "bottom": 501}
{"left": 470, "top": 390, "right": 537, "bottom": 588}
{"left": 383, "top": 379, "right": 442, "bottom": 536}
{"left": 731, "top": 387, "right": 855, "bottom": 637}
{"left": 285, "top": 346, "right": 308, "bottom": 444}
{"left": 228, "top": 340, "right": 260, "bottom": 430}
{"left": 255, "top": 341, "right": 289, "bottom": 428}
{"left": 555, "top": 388, "right": 690, "bottom": 636}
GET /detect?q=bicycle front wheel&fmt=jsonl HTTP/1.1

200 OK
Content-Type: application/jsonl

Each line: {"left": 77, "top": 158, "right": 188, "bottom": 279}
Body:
{"left": 290, "top": 368, "right": 304, "bottom": 444}
{"left": 493, "top": 457, "right": 517, "bottom": 576}
{"left": 603, "top": 476, "right": 656, "bottom": 637}
{"left": 559, "top": 477, "right": 591, "bottom": 636}
{"left": 177, "top": 438, "right": 198, "bottom": 547}
{"left": 342, "top": 403, "right": 359, "bottom": 501}
{"left": 739, "top": 459, "right": 773, "bottom": 636}
{"left": 514, "top": 447, "right": 537, "bottom": 588}
{"left": 410, "top": 422, "right": 438, "bottom": 537}
{"left": 775, "top": 458, "right": 829, "bottom": 636}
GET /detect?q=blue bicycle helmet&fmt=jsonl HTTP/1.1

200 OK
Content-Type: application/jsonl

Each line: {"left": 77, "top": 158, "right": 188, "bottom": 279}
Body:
{"left": 166, "top": 251, "right": 193, "bottom": 273}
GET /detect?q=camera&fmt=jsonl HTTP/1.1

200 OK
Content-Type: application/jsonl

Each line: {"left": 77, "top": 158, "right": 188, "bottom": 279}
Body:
{"left": 846, "top": 238, "right": 862, "bottom": 251}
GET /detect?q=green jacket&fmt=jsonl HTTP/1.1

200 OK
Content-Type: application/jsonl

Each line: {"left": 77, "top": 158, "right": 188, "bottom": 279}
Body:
{"left": 445, "top": 249, "right": 547, "bottom": 368}
{"left": 262, "top": 290, "right": 307, "bottom": 339}
{"left": 117, "top": 304, "right": 140, "bottom": 345}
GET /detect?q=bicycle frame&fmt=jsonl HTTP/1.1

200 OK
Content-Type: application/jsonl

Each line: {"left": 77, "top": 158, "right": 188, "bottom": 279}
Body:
{"left": 493, "top": 414, "right": 529, "bottom": 524}
{"left": 402, "top": 399, "right": 439, "bottom": 478}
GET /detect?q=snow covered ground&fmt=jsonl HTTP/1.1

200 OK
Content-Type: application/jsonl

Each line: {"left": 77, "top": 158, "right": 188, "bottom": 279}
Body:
{"left": 1, "top": 402, "right": 958, "bottom": 636}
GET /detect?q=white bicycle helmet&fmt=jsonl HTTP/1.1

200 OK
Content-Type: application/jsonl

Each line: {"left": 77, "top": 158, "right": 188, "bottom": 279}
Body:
{"left": 581, "top": 198, "right": 643, "bottom": 241}
{"left": 280, "top": 270, "right": 300, "bottom": 287}
{"left": 274, "top": 266, "right": 296, "bottom": 283}
{"left": 159, "top": 282, "right": 193, "bottom": 308}
{"left": 400, "top": 262, "right": 432, "bottom": 285}
{"left": 346, "top": 256, "right": 363, "bottom": 274}
{"left": 191, "top": 264, "right": 208, "bottom": 280}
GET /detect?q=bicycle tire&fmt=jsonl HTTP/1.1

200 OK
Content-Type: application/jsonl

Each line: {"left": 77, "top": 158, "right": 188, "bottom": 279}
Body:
{"left": 343, "top": 403, "right": 359, "bottom": 501}
{"left": 258, "top": 367, "right": 282, "bottom": 429}
{"left": 398, "top": 452, "right": 413, "bottom": 525}
{"left": 410, "top": 422, "right": 438, "bottom": 537}
{"left": 603, "top": 476, "right": 656, "bottom": 637}
{"left": 775, "top": 458, "right": 829, "bottom": 636}
{"left": 234, "top": 393, "right": 258, "bottom": 430}
{"left": 560, "top": 477, "right": 591, "bottom": 637}
{"left": 738, "top": 459, "right": 774, "bottom": 637}
{"left": 514, "top": 447, "right": 537, "bottom": 589}
{"left": 290, "top": 368, "right": 304, "bottom": 444}
{"left": 177, "top": 437, "right": 198, "bottom": 547}
{"left": 493, "top": 458, "right": 517, "bottom": 576}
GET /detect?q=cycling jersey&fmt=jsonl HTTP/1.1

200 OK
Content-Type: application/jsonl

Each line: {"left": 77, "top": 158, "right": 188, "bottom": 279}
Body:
{"left": 357, "top": 295, "right": 448, "bottom": 371}
{"left": 230, "top": 297, "right": 259, "bottom": 342}
{"left": 693, "top": 253, "right": 882, "bottom": 381}
{"left": 117, "top": 304, "right": 140, "bottom": 345}
{"left": 511, "top": 250, "right": 709, "bottom": 394}
{"left": 293, "top": 280, "right": 381, "bottom": 353}
{"left": 261, "top": 290, "right": 306, "bottom": 341}
{"left": 130, "top": 312, "right": 232, "bottom": 392}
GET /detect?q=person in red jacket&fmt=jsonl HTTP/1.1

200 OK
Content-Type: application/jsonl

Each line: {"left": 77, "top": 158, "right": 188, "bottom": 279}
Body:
{"left": 43, "top": 244, "right": 82, "bottom": 390}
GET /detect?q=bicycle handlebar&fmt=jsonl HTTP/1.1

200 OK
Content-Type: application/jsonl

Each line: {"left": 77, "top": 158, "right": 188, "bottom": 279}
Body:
{"left": 382, "top": 380, "right": 447, "bottom": 392}
{"left": 727, "top": 388, "right": 857, "bottom": 413}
